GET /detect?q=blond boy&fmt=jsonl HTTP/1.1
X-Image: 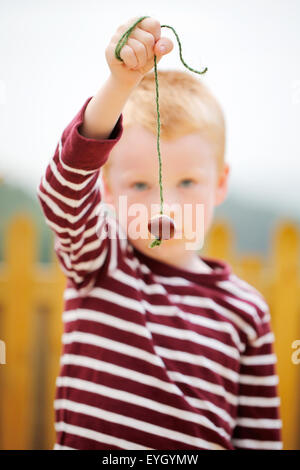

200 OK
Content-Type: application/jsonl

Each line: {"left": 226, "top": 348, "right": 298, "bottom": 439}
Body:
{"left": 37, "top": 16, "right": 282, "bottom": 450}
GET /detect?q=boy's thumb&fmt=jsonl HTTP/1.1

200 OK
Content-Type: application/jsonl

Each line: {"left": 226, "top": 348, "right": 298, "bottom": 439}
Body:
{"left": 154, "top": 38, "right": 173, "bottom": 56}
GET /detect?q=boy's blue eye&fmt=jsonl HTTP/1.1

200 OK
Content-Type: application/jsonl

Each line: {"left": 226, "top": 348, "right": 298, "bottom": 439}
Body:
{"left": 132, "top": 182, "right": 148, "bottom": 190}
{"left": 179, "top": 179, "right": 195, "bottom": 187}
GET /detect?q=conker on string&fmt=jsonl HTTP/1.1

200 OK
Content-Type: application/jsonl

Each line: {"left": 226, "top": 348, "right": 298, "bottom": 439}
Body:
{"left": 147, "top": 214, "right": 176, "bottom": 241}
{"left": 115, "top": 16, "right": 207, "bottom": 249}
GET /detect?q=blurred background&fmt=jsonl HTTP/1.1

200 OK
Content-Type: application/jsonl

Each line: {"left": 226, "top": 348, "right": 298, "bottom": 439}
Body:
{"left": 0, "top": 0, "right": 299, "bottom": 450}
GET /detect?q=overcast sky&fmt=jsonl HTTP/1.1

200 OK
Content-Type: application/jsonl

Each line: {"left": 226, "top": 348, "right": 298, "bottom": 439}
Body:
{"left": 0, "top": 0, "right": 299, "bottom": 217}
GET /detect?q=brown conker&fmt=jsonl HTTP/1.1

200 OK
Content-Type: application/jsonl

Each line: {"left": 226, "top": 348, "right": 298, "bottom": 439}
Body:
{"left": 147, "top": 214, "right": 176, "bottom": 240}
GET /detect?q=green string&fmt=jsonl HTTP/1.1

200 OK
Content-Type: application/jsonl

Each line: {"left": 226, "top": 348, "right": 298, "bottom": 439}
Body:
{"left": 115, "top": 16, "right": 207, "bottom": 247}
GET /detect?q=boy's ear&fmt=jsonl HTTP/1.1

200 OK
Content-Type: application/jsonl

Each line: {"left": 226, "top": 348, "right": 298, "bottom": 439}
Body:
{"left": 215, "top": 163, "right": 230, "bottom": 206}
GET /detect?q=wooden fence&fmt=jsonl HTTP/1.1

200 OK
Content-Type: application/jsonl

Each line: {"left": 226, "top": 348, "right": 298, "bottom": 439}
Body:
{"left": 0, "top": 214, "right": 299, "bottom": 450}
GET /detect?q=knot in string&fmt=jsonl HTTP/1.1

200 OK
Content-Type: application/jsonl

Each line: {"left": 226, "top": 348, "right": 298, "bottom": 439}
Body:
{"left": 115, "top": 16, "right": 207, "bottom": 247}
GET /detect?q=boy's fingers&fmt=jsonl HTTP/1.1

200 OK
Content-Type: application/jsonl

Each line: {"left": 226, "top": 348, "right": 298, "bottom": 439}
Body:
{"left": 154, "top": 38, "right": 174, "bottom": 56}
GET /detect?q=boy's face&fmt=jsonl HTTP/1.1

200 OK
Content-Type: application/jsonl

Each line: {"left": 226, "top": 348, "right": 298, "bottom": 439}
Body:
{"left": 102, "top": 123, "right": 230, "bottom": 260}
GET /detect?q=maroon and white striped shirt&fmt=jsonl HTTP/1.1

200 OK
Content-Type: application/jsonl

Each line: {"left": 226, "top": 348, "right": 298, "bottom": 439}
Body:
{"left": 37, "top": 96, "right": 283, "bottom": 450}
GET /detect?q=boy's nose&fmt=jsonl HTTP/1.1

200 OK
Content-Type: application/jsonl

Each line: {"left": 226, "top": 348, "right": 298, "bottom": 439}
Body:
{"left": 166, "top": 207, "right": 180, "bottom": 224}
{"left": 152, "top": 209, "right": 177, "bottom": 222}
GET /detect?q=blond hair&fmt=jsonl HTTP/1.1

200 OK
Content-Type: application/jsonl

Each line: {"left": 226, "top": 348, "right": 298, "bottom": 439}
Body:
{"left": 102, "top": 68, "right": 226, "bottom": 182}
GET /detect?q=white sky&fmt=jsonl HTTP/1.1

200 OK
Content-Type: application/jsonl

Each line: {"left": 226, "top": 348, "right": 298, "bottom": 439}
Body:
{"left": 0, "top": 0, "right": 299, "bottom": 217}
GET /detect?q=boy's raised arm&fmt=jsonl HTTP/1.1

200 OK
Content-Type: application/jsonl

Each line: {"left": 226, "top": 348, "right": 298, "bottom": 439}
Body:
{"left": 37, "top": 93, "right": 124, "bottom": 293}
{"left": 79, "top": 75, "right": 136, "bottom": 140}
{"left": 37, "top": 15, "right": 172, "bottom": 293}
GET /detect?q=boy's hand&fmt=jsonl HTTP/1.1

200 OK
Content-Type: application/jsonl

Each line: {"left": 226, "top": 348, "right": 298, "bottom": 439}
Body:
{"left": 105, "top": 16, "right": 174, "bottom": 89}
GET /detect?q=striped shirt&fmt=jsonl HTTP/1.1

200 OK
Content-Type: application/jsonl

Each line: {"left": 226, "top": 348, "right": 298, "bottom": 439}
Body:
{"left": 37, "top": 96, "right": 283, "bottom": 450}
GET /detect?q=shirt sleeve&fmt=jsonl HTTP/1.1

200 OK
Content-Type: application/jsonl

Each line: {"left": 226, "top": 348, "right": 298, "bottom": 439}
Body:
{"left": 231, "top": 305, "right": 283, "bottom": 450}
{"left": 37, "top": 96, "right": 124, "bottom": 293}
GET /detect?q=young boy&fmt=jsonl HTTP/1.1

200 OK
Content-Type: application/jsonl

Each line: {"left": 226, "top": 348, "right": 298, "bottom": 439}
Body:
{"left": 37, "top": 16, "right": 282, "bottom": 450}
